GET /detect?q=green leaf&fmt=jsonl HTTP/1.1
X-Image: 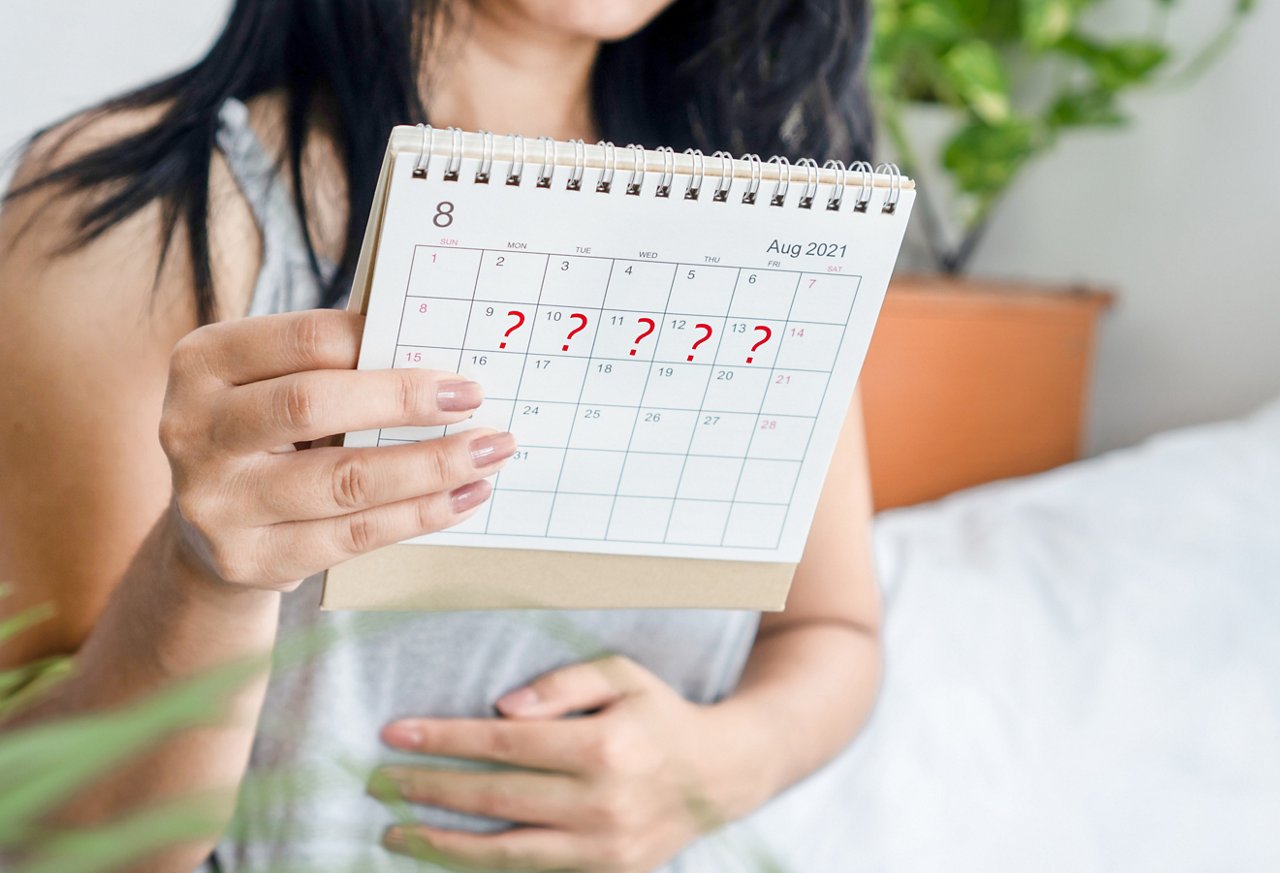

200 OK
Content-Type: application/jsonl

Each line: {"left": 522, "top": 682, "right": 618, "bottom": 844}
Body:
{"left": 0, "top": 597, "right": 54, "bottom": 646}
{"left": 0, "top": 654, "right": 267, "bottom": 843}
{"left": 1047, "top": 88, "right": 1126, "bottom": 129}
{"left": 1021, "top": 0, "right": 1076, "bottom": 47}
{"left": 15, "top": 794, "right": 228, "bottom": 873}
{"left": 941, "top": 40, "right": 1012, "bottom": 123}
{"left": 942, "top": 118, "right": 1041, "bottom": 198}
{"left": 1058, "top": 34, "right": 1170, "bottom": 89}
{"left": 903, "top": 2, "right": 965, "bottom": 42}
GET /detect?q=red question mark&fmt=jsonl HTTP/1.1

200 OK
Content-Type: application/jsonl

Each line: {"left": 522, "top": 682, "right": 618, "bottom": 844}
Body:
{"left": 687, "top": 323, "right": 714, "bottom": 361}
{"left": 562, "top": 313, "right": 589, "bottom": 351}
{"left": 746, "top": 325, "right": 772, "bottom": 363}
{"left": 630, "top": 317, "right": 656, "bottom": 356}
{"left": 499, "top": 309, "right": 525, "bottom": 349}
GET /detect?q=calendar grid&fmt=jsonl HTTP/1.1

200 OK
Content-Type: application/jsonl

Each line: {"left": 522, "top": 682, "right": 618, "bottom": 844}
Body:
{"left": 401, "top": 529, "right": 781, "bottom": 549}
{"left": 544, "top": 258, "right": 615, "bottom": 536}
{"left": 395, "top": 343, "right": 844, "bottom": 375}
{"left": 402, "top": 298, "right": 850, "bottom": 328}
{"left": 387, "top": 248, "right": 416, "bottom": 377}
{"left": 460, "top": 488, "right": 793, "bottom": 506}
{"left": 451, "top": 248, "right": 486, "bottom": 373}
{"left": 406, "top": 244, "right": 829, "bottom": 278}
{"left": 718, "top": 271, "right": 803, "bottom": 548}
{"left": 602, "top": 264, "right": 679, "bottom": 540}
{"left": 389, "top": 244, "right": 863, "bottom": 549}
{"left": 487, "top": 253, "right": 552, "bottom": 533}
{"left": 378, "top": 436, "right": 817, "bottom": 460}
{"left": 661, "top": 267, "right": 741, "bottom": 542}
{"left": 771, "top": 278, "right": 863, "bottom": 547}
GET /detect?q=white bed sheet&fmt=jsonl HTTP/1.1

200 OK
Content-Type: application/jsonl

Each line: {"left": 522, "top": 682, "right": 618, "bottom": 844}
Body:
{"left": 690, "top": 395, "right": 1280, "bottom": 872}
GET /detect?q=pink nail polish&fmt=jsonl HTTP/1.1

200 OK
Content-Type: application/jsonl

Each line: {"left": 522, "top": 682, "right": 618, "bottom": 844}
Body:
{"left": 382, "top": 722, "right": 423, "bottom": 748}
{"left": 436, "top": 380, "right": 483, "bottom": 412}
{"left": 496, "top": 686, "right": 540, "bottom": 714}
{"left": 450, "top": 480, "right": 493, "bottom": 513}
{"left": 469, "top": 431, "right": 517, "bottom": 467}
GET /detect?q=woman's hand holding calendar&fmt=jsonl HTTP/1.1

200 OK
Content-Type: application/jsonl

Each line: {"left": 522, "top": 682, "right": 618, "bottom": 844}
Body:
{"left": 372, "top": 654, "right": 773, "bottom": 873}
{"left": 158, "top": 309, "right": 515, "bottom": 589}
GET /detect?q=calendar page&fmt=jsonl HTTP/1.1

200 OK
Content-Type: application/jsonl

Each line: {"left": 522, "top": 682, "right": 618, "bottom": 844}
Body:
{"left": 345, "top": 148, "right": 914, "bottom": 567}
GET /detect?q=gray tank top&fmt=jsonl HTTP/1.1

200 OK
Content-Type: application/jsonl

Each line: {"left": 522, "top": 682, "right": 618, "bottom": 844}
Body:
{"left": 208, "top": 98, "right": 764, "bottom": 872}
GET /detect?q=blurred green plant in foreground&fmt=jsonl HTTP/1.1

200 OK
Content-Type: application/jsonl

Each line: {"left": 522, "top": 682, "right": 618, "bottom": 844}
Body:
{"left": 0, "top": 593, "right": 788, "bottom": 873}
{"left": 0, "top": 586, "right": 257, "bottom": 873}
{"left": 870, "top": 0, "right": 1255, "bottom": 272}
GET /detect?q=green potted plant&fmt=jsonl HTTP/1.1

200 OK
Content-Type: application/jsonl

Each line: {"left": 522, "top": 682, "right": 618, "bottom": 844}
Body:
{"left": 856, "top": 0, "right": 1253, "bottom": 509}
{"left": 869, "top": 0, "right": 1254, "bottom": 273}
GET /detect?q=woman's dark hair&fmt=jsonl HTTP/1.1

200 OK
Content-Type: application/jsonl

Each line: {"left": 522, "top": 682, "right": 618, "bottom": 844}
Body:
{"left": 7, "top": 0, "right": 874, "bottom": 325}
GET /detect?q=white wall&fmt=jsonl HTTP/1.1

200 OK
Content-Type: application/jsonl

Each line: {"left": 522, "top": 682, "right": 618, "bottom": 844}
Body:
{"left": 0, "top": 1, "right": 227, "bottom": 154}
{"left": 2, "top": 0, "right": 1276, "bottom": 455}
{"left": 967, "top": 1, "right": 1280, "bottom": 454}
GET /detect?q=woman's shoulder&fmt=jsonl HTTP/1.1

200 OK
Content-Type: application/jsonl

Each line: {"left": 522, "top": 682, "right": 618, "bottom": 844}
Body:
{"left": 232, "top": 90, "right": 349, "bottom": 268}
{"left": 1, "top": 100, "right": 262, "bottom": 328}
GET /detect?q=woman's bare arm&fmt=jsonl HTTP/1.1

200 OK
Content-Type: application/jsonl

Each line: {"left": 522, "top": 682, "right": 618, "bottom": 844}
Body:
{"left": 0, "top": 116, "right": 511, "bottom": 872}
{"left": 714, "top": 385, "right": 883, "bottom": 807}
{"left": 0, "top": 115, "right": 278, "bottom": 872}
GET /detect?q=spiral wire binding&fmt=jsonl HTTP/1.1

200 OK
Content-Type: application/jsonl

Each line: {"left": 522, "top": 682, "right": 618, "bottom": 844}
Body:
{"left": 411, "top": 129, "right": 904, "bottom": 214}
{"left": 625, "top": 144, "right": 645, "bottom": 195}
{"left": 596, "top": 140, "right": 616, "bottom": 193}
{"left": 683, "top": 148, "right": 705, "bottom": 200}
{"left": 504, "top": 133, "right": 525, "bottom": 186}
{"left": 443, "top": 127, "right": 464, "bottom": 181}
{"left": 796, "top": 158, "right": 820, "bottom": 209}
{"left": 767, "top": 156, "right": 791, "bottom": 207}
{"left": 741, "top": 154, "right": 762, "bottom": 205}
{"left": 654, "top": 146, "right": 675, "bottom": 198}
{"left": 412, "top": 124, "right": 434, "bottom": 179}
{"left": 566, "top": 139, "right": 587, "bottom": 191}
{"left": 712, "top": 150, "right": 734, "bottom": 202}
{"left": 850, "top": 161, "right": 874, "bottom": 213}
{"left": 875, "top": 162, "right": 902, "bottom": 214}
{"left": 475, "top": 130, "right": 495, "bottom": 183}
{"left": 533, "top": 137, "right": 554, "bottom": 188}
{"left": 823, "top": 160, "right": 848, "bottom": 211}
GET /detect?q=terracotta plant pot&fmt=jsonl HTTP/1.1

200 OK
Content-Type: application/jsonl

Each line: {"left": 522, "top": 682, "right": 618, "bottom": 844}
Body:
{"left": 859, "top": 274, "right": 1114, "bottom": 511}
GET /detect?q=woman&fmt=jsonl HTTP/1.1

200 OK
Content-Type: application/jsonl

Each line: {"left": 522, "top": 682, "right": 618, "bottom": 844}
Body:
{"left": 0, "top": 1, "right": 882, "bottom": 870}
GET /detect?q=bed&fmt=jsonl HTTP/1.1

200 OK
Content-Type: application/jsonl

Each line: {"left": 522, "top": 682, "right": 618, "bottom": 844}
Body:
{"left": 681, "top": 394, "right": 1280, "bottom": 871}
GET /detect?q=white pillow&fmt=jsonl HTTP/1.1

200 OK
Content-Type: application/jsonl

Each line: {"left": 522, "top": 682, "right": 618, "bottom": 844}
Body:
{"left": 688, "top": 396, "right": 1280, "bottom": 872}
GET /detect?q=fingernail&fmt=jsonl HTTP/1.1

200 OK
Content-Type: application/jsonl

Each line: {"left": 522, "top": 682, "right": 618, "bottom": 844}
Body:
{"left": 469, "top": 431, "right": 517, "bottom": 468}
{"left": 366, "top": 767, "right": 402, "bottom": 801}
{"left": 450, "top": 479, "right": 492, "bottom": 513}
{"left": 382, "top": 827, "right": 408, "bottom": 851}
{"left": 381, "top": 721, "right": 422, "bottom": 749}
{"left": 436, "top": 379, "right": 483, "bottom": 412}
{"left": 496, "top": 686, "right": 540, "bottom": 715}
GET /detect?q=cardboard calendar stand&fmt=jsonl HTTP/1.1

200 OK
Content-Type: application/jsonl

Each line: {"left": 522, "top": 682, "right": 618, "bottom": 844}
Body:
{"left": 320, "top": 129, "right": 913, "bottom": 612}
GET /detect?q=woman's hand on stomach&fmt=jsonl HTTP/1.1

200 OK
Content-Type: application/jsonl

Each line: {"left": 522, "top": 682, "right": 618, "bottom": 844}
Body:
{"left": 368, "top": 655, "right": 771, "bottom": 873}
{"left": 161, "top": 308, "right": 514, "bottom": 591}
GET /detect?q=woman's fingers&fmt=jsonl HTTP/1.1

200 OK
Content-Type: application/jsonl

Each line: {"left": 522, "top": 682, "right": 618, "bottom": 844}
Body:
{"left": 173, "top": 309, "right": 366, "bottom": 386}
{"left": 159, "top": 308, "right": 514, "bottom": 590}
{"left": 380, "top": 717, "right": 597, "bottom": 773}
{"left": 381, "top": 824, "right": 579, "bottom": 872}
{"left": 369, "top": 766, "right": 578, "bottom": 826}
{"left": 213, "top": 367, "right": 482, "bottom": 451}
{"left": 258, "top": 479, "right": 493, "bottom": 582}
{"left": 249, "top": 430, "right": 515, "bottom": 522}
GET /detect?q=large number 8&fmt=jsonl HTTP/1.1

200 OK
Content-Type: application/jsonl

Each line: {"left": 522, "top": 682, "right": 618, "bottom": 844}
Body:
{"left": 433, "top": 201, "right": 455, "bottom": 228}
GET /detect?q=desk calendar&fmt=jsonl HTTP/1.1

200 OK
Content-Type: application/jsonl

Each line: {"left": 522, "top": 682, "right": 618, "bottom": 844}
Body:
{"left": 321, "top": 128, "right": 914, "bottom": 611}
